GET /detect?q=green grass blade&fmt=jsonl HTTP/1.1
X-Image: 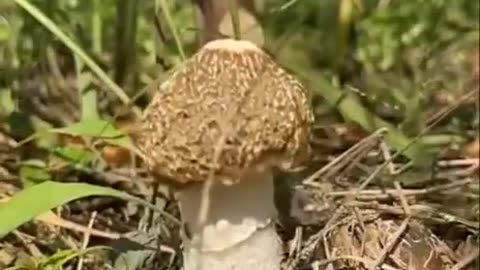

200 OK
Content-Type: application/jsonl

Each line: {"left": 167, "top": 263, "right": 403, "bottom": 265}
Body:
{"left": 74, "top": 55, "right": 100, "bottom": 121}
{"left": 13, "top": 0, "right": 140, "bottom": 117}
{"left": 156, "top": 0, "right": 186, "bottom": 60}
{"left": 91, "top": 0, "right": 103, "bottom": 54}
{"left": 114, "top": 0, "right": 139, "bottom": 87}
{"left": 228, "top": 0, "right": 242, "bottom": 40}
{"left": 0, "top": 181, "right": 179, "bottom": 238}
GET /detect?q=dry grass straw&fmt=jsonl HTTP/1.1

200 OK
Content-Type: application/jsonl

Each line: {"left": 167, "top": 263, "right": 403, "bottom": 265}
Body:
{"left": 284, "top": 108, "right": 479, "bottom": 270}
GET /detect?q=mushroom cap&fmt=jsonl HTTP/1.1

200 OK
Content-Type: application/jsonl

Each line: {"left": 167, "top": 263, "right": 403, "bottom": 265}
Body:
{"left": 133, "top": 39, "right": 313, "bottom": 189}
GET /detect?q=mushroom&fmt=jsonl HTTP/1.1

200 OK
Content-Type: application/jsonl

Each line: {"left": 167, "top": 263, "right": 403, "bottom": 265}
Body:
{"left": 133, "top": 38, "right": 313, "bottom": 270}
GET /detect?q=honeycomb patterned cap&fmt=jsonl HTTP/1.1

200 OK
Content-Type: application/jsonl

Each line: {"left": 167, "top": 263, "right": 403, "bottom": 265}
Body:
{"left": 133, "top": 39, "right": 313, "bottom": 189}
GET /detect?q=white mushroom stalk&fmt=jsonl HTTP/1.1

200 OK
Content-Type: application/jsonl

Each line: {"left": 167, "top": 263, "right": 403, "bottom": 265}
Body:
{"left": 178, "top": 169, "right": 280, "bottom": 270}
{"left": 133, "top": 39, "right": 314, "bottom": 270}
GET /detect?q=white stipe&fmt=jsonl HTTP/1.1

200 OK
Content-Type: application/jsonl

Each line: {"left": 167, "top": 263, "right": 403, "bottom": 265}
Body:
{"left": 176, "top": 170, "right": 281, "bottom": 270}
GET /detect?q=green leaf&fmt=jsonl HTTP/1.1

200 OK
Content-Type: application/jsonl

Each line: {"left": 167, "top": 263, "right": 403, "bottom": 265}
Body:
{"left": 5, "top": 246, "right": 108, "bottom": 270}
{"left": 0, "top": 17, "right": 10, "bottom": 41}
{"left": 52, "top": 119, "right": 133, "bottom": 148}
{"left": 19, "top": 160, "right": 51, "bottom": 188}
{"left": 74, "top": 55, "right": 99, "bottom": 121}
{"left": 155, "top": 0, "right": 186, "bottom": 60}
{"left": 103, "top": 136, "right": 133, "bottom": 149}
{"left": 17, "top": 119, "right": 133, "bottom": 149}
{"left": 40, "top": 249, "right": 77, "bottom": 269}
{"left": 0, "top": 181, "right": 179, "bottom": 238}
{"left": 0, "top": 88, "right": 15, "bottom": 116}
{"left": 53, "top": 119, "right": 123, "bottom": 139}
{"left": 50, "top": 145, "right": 97, "bottom": 168}
{"left": 41, "top": 247, "right": 105, "bottom": 269}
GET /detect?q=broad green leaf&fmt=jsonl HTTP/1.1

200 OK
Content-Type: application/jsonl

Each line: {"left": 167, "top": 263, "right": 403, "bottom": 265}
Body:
{"left": 0, "top": 181, "right": 178, "bottom": 238}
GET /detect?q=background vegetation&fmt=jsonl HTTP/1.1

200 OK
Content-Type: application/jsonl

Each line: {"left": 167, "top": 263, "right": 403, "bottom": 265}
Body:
{"left": 0, "top": 0, "right": 478, "bottom": 269}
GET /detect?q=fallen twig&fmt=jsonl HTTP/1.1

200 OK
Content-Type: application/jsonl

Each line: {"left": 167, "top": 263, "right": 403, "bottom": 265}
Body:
{"left": 76, "top": 211, "right": 97, "bottom": 270}
{"left": 368, "top": 216, "right": 411, "bottom": 270}
{"left": 450, "top": 247, "right": 479, "bottom": 270}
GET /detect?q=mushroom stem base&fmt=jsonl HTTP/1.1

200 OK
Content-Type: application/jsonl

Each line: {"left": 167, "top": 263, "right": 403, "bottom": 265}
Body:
{"left": 177, "top": 170, "right": 281, "bottom": 270}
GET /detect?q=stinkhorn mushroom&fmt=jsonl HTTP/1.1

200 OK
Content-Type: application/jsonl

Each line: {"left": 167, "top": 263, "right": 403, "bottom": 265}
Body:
{"left": 133, "top": 38, "right": 313, "bottom": 270}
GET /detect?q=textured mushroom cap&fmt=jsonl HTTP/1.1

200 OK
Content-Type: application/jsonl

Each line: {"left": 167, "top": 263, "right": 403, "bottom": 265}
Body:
{"left": 133, "top": 39, "right": 313, "bottom": 189}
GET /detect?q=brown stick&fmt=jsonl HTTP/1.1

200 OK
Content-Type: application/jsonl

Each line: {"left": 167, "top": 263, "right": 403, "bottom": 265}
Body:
{"left": 193, "top": 0, "right": 260, "bottom": 45}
